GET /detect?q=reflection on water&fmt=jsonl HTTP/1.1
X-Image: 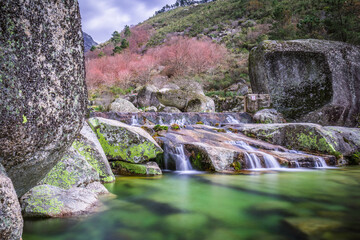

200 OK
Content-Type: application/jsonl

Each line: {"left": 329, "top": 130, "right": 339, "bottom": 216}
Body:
{"left": 23, "top": 167, "right": 360, "bottom": 240}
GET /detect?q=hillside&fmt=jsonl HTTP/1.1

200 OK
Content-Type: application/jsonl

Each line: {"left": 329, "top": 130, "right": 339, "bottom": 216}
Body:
{"left": 86, "top": 0, "right": 360, "bottom": 100}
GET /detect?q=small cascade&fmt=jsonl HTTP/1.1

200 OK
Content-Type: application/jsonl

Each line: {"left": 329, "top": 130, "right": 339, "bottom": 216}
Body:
{"left": 244, "top": 152, "right": 262, "bottom": 169}
{"left": 230, "top": 141, "right": 281, "bottom": 170}
{"left": 170, "top": 116, "right": 187, "bottom": 126}
{"left": 263, "top": 154, "right": 281, "bottom": 169}
{"left": 131, "top": 115, "right": 139, "bottom": 126}
{"left": 159, "top": 117, "right": 164, "bottom": 125}
{"left": 226, "top": 115, "right": 240, "bottom": 124}
{"left": 162, "top": 141, "right": 193, "bottom": 171}
{"left": 315, "top": 157, "right": 328, "bottom": 168}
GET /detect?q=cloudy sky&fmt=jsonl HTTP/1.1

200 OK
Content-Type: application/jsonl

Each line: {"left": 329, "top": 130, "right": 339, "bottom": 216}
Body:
{"left": 78, "top": 0, "right": 174, "bottom": 43}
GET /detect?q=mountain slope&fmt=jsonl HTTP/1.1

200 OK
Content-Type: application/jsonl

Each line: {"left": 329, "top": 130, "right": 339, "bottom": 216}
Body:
{"left": 83, "top": 32, "right": 98, "bottom": 52}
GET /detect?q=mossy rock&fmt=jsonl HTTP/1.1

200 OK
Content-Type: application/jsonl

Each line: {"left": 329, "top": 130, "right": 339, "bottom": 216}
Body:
{"left": 112, "top": 161, "right": 162, "bottom": 176}
{"left": 88, "top": 117, "right": 163, "bottom": 163}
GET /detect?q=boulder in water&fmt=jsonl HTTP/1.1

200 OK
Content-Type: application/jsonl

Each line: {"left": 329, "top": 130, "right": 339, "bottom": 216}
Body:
{"left": 20, "top": 184, "right": 105, "bottom": 218}
{"left": 253, "top": 109, "right": 286, "bottom": 123}
{"left": 73, "top": 123, "right": 115, "bottom": 183}
{"left": 0, "top": 0, "right": 87, "bottom": 196}
{"left": 88, "top": 117, "right": 163, "bottom": 163}
{"left": 249, "top": 39, "right": 360, "bottom": 127}
{"left": 112, "top": 161, "right": 162, "bottom": 176}
{"left": 0, "top": 165, "right": 23, "bottom": 240}
{"left": 110, "top": 98, "right": 140, "bottom": 113}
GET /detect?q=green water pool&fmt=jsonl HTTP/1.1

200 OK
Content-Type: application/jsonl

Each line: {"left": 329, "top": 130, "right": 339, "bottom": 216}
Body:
{"left": 23, "top": 167, "right": 360, "bottom": 240}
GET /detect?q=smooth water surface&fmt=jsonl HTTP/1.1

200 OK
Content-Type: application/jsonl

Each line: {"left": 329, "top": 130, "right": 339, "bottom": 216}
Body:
{"left": 23, "top": 167, "right": 360, "bottom": 240}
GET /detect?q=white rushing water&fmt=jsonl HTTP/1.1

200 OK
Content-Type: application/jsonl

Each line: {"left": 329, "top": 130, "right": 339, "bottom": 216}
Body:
{"left": 226, "top": 115, "right": 240, "bottom": 124}
{"left": 230, "top": 141, "right": 281, "bottom": 170}
{"left": 163, "top": 142, "right": 193, "bottom": 171}
{"left": 170, "top": 116, "right": 187, "bottom": 126}
{"left": 314, "top": 157, "right": 328, "bottom": 168}
{"left": 131, "top": 115, "right": 139, "bottom": 125}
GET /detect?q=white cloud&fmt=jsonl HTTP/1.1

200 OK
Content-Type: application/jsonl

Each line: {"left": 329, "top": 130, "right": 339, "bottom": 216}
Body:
{"left": 78, "top": 0, "right": 174, "bottom": 43}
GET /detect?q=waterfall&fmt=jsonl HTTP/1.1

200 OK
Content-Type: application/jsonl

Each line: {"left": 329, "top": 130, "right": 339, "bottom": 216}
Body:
{"left": 263, "top": 154, "right": 281, "bottom": 168}
{"left": 131, "top": 115, "right": 139, "bottom": 125}
{"left": 230, "top": 141, "right": 281, "bottom": 170}
{"left": 315, "top": 157, "right": 328, "bottom": 168}
{"left": 170, "top": 116, "right": 187, "bottom": 126}
{"left": 226, "top": 115, "right": 240, "bottom": 124}
{"left": 162, "top": 140, "right": 193, "bottom": 171}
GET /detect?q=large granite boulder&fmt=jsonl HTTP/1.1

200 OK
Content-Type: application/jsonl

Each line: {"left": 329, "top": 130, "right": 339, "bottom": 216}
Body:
{"left": 110, "top": 98, "right": 140, "bottom": 113}
{"left": 0, "top": 0, "right": 87, "bottom": 196}
{"left": 73, "top": 123, "right": 115, "bottom": 183}
{"left": 249, "top": 39, "right": 360, "bottom": 127}
{"left": 88, "top": 117, "right": 163, "bottom": 163}
{"left": 253, "top": 109, "right": 286, "bottom": 124}
{"left": 0, "top": 165, "right": 23, "bottom": 240}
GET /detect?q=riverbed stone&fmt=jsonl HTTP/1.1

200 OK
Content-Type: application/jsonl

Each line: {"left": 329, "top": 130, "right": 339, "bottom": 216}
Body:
{"left": 20, "top": 185, "right": 101, "bottom": 218}
{"left": 110, "top": 98, "right": 140, "bottom": 113}
{"left": 0, "top": 165, "right": 23, "bottom": 240}
{"left": 112, "top": 161, "right": 162, "bottom": 176}
{"left": 249, "top": 39, "right": 360, "bottom": 127}
{"left": 0, "top": 0, "right": 87, "bottom": 196}
{"left": 88, "top": 117, "right": 163, "bottom": 163}
{"left": 73, "top": 122, "right": 115, "bottom": 183}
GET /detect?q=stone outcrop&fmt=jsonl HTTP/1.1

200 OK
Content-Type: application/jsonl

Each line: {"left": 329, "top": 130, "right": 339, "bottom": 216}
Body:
{"left": 88, "top": 117, "right": 163, "bottom": 163}
{"left": 110, "top": 98, "right": 140, "bottom": 113}
{"left": 137, "top": 85, "right": 160, "bottom": 108}
{"left": 249, "top": 39, "right": 360, "bottom": 127}
{"left": 0, "top": 165, "right": 23, "bottom": 240}
{"left": 0, "top": 0, "right": 87, "bottom": 196}
{"left": 73, "top": 123, "right": 115, "bottom": 183}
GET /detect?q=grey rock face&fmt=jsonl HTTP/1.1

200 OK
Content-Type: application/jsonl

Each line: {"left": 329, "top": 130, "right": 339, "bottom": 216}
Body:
{"left": 0, "top": 165, "right": 23, "bottom": 240}
{"left": 0, "top": 0, "right": 87, "bottom": 196}
{"left": 110, "top": 98, "right": 140, "bottom": 113}
{"left": 73, "top": 122, "right": 115, "bottom": 183}
{"left": 249, "top": 39, "right": 360, "bottom": 127}
{"left": 137, "top": 85, "right": 160, "bottom": 108}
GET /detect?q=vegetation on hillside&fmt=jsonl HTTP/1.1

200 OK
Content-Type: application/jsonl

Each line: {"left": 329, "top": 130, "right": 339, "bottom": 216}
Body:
{"left": 85, "top": 0, "right": 360, "bottom": 97}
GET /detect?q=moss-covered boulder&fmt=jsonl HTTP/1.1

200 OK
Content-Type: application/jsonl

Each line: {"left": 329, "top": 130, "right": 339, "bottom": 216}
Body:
{"left": 249, "top": 39, "right": 360, "bottom": 127}
{"left": 0, "top": 0, "right": 87, "bottom": 197}
{"left": 0, "top": 165, "right": 23, "bottom": 240}
{"left": 237, "top": 123, "right": 360, "bottom": 158}
{"left": 39, "top": 147, "right": 100, "bottom": 189}
{"left": 253, "top": 109, "right": 286, "bottom": 124}
{"left": 88, "top": 117, "right": 163, "bottom": 163}
{"left": 112, "top": 161, "right": 162, "bottom": 176}
{"left": 20, "top": 184, "right": 107, "bottom": 218}
{"left": 73, "top": 122, "right": 115, "bottom": 183}
{"left": 137, "top": 85, "right": 160, "bottom": 108}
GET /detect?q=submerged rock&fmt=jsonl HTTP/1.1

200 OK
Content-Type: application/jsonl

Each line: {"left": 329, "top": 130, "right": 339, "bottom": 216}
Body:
{"left": 20, "top": 185, "right": 102, "bottom": 218}
{"left": 253, "top": 109, "right": 286, "bottom": 124}
{"left": 0, "top": 0, "right": 87, "bottom": 196}
{"left": 112, "top": 161, "right": 162, "bottom": 176}
{"left": 73, "top": 122, "right": 115, "bottom": 183}
{"left": 0, "top": 165, "right": 23, "bottom": 240}
{"left": 110, "top": 98, "right": 140, "bottom": 113}
{"left": 249, "top": 39, "right": 360, "bottom": 127}
{"left": 88, "top": 117, "right": 163, "bottom": 163}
